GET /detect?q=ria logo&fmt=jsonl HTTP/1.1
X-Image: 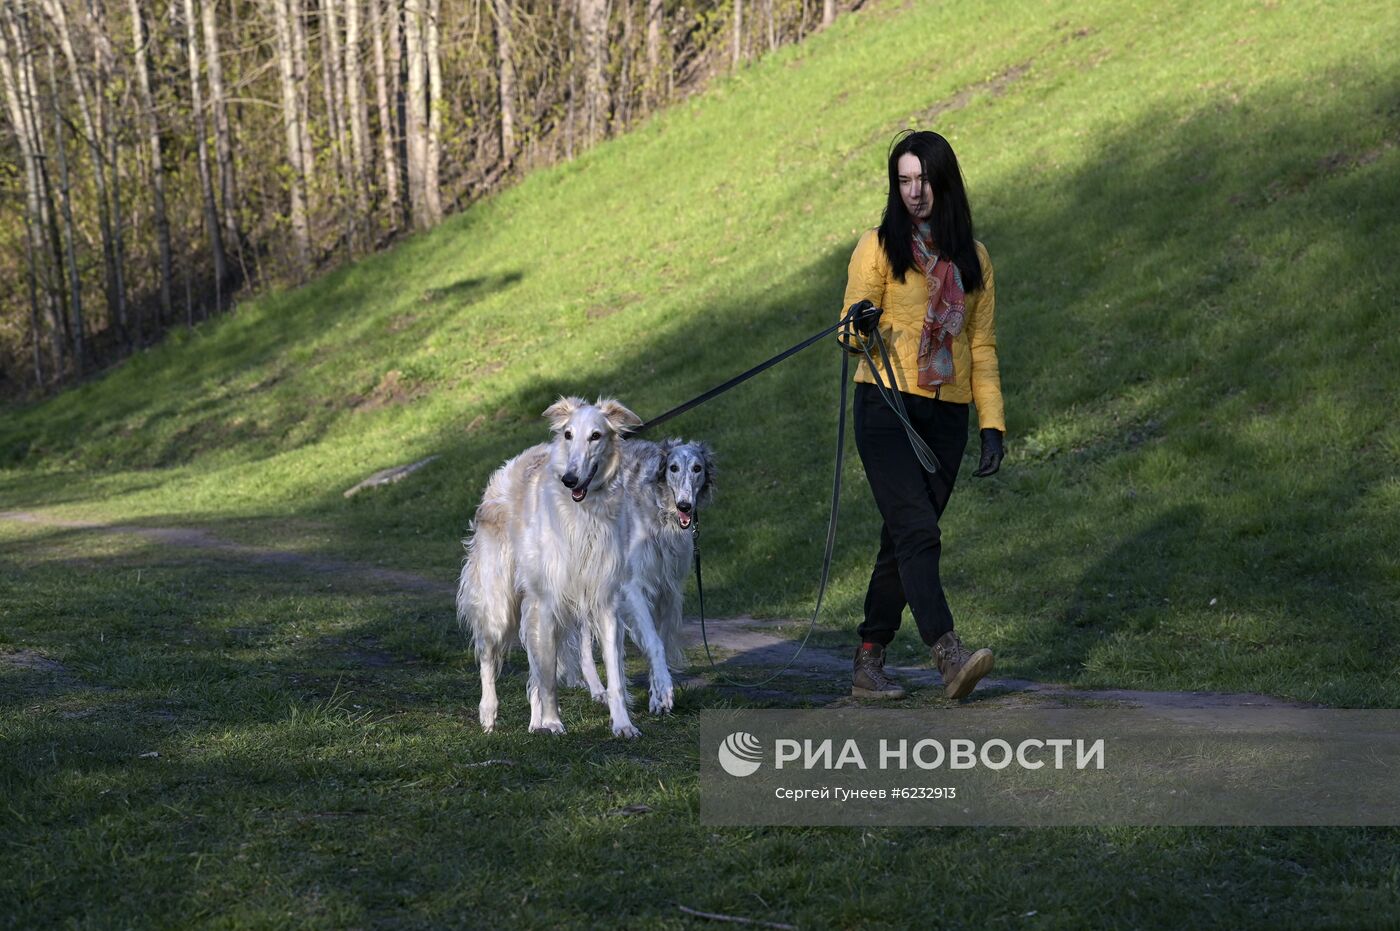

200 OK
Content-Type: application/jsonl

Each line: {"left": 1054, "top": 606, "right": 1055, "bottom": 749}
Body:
{"left": 718, "top": 732, "right": 763, "bottom": 777}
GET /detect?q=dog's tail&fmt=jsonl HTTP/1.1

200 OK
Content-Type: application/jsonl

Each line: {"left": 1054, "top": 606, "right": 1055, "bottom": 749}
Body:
{"left": 457, "top": 501, "right": 518, "bottom": 666}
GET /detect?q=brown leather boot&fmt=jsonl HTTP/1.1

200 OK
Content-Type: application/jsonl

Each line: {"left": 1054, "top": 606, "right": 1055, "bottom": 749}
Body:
{"left": 852, "top": 643, "right": 906, "bottom": 700}
{"left": 931, "top": 631, "right": 994, "bottom": 699}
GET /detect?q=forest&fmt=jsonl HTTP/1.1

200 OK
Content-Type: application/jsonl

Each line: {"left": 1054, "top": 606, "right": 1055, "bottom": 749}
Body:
{"left": 0, "top": 0, "right": 848, "bottom": 396}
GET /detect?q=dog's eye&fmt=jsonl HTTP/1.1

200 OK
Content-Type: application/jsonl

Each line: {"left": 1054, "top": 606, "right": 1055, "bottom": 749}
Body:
{"left": 669, "top": 464, "right": 679, "bottom": 473}
{"left": 692, "top": 465, "right": 702, "bottom": 473}
{"left": 589, "top": 431, "right": 601, "bottom": 441}
{"left": 564, "top": 430, "right": 573, "bottom": 440}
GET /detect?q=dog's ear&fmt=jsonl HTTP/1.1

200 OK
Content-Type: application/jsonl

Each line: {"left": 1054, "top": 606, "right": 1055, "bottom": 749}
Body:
{"left": 543, "top": 396, "right": 585, "bottom": 431}
{"left": 642, "top": 444, "right": 667, "bottom": 483}
{"left": 696, "top": 442, "right": 717, "bottom": 498}
{"left": 596, "top": 397, "right": 643, "bottom": 435}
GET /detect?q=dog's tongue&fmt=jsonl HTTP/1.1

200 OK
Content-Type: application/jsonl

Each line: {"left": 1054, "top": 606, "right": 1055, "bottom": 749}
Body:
{"left": 678, "top": 511, "right": 692, "bottom": 529}
{"left": 572, "top": 488, "right": 587, "bottom": 502}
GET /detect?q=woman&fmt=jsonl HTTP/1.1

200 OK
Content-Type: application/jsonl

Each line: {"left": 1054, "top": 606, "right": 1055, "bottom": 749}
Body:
{"left": 841, "top": 130, "right": 1005, "bottom": 701}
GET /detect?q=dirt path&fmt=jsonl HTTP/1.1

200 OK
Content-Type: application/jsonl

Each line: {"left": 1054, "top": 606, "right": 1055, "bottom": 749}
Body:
{"left": 2, "top": 509, "right": 1310, "bottom": 709}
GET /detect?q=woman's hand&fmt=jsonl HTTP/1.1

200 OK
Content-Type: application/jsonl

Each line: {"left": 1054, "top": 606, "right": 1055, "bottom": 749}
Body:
{"left": 973, "top": 429, "right": 1004, "bottom": 477}
{"left": 847, "top": 300, "right": 883, "bottom": 334}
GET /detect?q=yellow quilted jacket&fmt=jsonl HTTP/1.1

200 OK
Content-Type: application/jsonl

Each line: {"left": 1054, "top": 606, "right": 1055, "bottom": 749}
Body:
{"left": 840, "top": 229, "right": 1005, "bottom": 432}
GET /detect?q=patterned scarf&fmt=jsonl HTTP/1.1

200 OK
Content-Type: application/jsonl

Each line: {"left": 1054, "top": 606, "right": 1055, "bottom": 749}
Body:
{"left": 912, "top": 225, "right": 966, "bottom": 388}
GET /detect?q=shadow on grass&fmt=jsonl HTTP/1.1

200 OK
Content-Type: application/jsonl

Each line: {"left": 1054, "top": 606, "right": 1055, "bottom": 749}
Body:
{"left": 6, "top": 78, "right": 1400, "bottom": 702}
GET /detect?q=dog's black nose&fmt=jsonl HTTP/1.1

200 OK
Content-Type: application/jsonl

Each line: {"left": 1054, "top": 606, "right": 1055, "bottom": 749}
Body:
{"left": 677, "top": 501, "right": 692, "bottom": 513}
{"left": 561, "top": 473, "right": 579, "bottom": 488}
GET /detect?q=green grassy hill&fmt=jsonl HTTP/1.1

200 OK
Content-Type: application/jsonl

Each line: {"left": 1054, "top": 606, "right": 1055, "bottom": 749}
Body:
{"left": 3, "top": 1, "right": 1400, "bottom": 923}
{"left": 6, "top": 0, "right": 1397, "bottom": 702}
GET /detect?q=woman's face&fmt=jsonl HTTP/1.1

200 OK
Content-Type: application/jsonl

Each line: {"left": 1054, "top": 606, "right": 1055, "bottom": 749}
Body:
{"left": 896, "top": 152, "right": 933, "bottom": 223}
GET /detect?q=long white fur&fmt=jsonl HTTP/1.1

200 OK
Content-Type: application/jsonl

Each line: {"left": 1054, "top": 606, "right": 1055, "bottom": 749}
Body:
{"left": 456, "top": 396, "right": 643, "bottom": 738}
{"left": 574, "top": 438, "right": 716, "bottom": 714}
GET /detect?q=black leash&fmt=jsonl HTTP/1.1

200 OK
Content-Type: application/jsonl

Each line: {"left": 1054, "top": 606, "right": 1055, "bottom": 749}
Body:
{"left": 692, "top": 322, "right": 853, "bottom": 687}
{"left": 623, "top": 314, "right": 859, "bottom": 438}
{"left": 630, "top": 308, "right": 941, "bottom": 688}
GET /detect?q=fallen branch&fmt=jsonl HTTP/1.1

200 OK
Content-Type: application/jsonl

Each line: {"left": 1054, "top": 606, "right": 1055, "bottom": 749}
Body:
{"left": 343, "top": 456, "right": 440, "bottom": 498}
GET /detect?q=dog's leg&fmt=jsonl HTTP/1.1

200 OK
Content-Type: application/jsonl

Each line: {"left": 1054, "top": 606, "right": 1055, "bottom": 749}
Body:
{"left": 478, "top": 641, "right": 502, "bottom": 732}
{"left": 524, "top": 600, "right": 566, "bottom": 735}
{"left": 624, "top": 583, "right": 674, "bottom": 715}
{"left": 598, "top": 603, "right": 640, "bottom": 739}
{"left": 576, "top": 628, "right": 607, "bottom": 704}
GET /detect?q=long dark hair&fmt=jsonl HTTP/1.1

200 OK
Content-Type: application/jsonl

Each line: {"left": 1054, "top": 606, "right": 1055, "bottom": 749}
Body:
{"left": 876, "top": 130, "right": 984, "bottom": 292}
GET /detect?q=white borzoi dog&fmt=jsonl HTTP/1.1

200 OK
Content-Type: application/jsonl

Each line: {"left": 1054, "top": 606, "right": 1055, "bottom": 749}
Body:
{"left": 572, "top": 438, "right": 716, "bottom": 714}
{"left": 457, "top": 396, "right": 643, "bottom": 738}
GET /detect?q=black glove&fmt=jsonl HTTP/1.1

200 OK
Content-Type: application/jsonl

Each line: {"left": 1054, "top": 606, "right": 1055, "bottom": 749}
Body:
{"left": 847, "top": 299, "right": 882, "bottom": 335}
{"left": 973, "top": 429, "right": 1004, "bottom": 477}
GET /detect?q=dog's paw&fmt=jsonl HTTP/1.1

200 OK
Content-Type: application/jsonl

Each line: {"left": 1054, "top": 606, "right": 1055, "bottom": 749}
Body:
{"left": 529, "top": 721, "right": 566, "bottom": 735}
{"left": 479, "top": 706, "right": 498, "bottom": 732}
{"left": 612, "top": 722, "right": 642, "bottom": 739}
{"left": 590, "top": 689, "right": 608, "bottom": 705}
{"left": 648, "top": 687, "right": 675, "bottom": 715}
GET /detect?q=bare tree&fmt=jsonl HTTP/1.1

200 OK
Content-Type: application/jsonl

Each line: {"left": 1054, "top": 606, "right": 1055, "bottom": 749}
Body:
{"left": 290, "top": 0, "right": 315, "bottom": 187}
{"left": 181, "top": 0, "right": 228, "bottom": 305}
{"left": 344, "top": 0, "right": 371, "bottom": 231}
{"left": 41, "top": 0, "right": 126, "bottom": 342}
{"left": 645, "top": 0, "right": 663, "bottom": 107}
{"left": 0, "top": 8, "right": 61, "bottom": 381}
{"left": 128, "top": 0, "right": 173, "bottom": 326}
{"left": 45, "top": 44, "right": 82, "bottom": 367}
{"left": 272, "top": 0, "right": 312, "bottom": 270}
{"left": 319, "top": 0, "right": 350, "bottom": 197}
{"left": 578, "top": 0, "right": 607, "bottom": 144}
{"left": 201, "top": 0, "right": 243, "bottom": 274}
{"left": 822, "top": 0, "right": 834, "bottom": 26}
{"left": 424, "top": 0, "right": 441, "bottom": 221}
{"left": 402, "top": 0, "right": 426, "bottom": 225}
{"left": 367, "top": 0, "right": 400, "bottom": 223}
{"left": 491, "top": 0, "right": 514, "bottom": 163}
{"left": 731, "top": 0, "right": 742, "bottom": 69}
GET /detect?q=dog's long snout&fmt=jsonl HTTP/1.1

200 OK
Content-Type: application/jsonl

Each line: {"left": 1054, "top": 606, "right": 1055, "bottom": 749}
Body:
{"left": 561, "top": 472, "right": 579, "bottom": 488}
{"left": 676, "top": 500, "right": 693, "bottom": 513}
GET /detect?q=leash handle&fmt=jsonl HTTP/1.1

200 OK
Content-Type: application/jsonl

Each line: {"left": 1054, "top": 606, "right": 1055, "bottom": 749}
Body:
{"left": 836, "top": 324, "right": 943, "bottom": 474}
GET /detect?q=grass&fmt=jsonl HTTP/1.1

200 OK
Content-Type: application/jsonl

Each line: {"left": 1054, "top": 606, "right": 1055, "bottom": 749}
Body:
{"left": 3, "top": 0, "right": 1400, "bottom": 924}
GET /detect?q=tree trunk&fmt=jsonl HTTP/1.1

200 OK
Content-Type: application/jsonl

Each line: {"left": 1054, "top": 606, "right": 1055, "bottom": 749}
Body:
{"left": 344, "top": 0, "right": 371, "bottom": 233}
{"left": 319, "top": 0, "right": 349, "bottom": 210}
{"left": 40, "top": 0, "right": 125, "bottom": 343}
{"left": 182, "top": 0, "right": 228, "bottom": 308}
{"left": 84, "top": 0, "right": 129, "bottom": 345}
{"left": 732, "top": 0, "right": 743, "bottom": 69}
{"left": 127, "top": 0, "right": 173, "bottom": 327}
{"left": 0, "top": 10, "right": 60, "bottom": 381}
{"left": 491, "top": 0, "right": 514, "bottom": 163}
{"left": 367, "top": 0, "right": 400, "bottom": 224}
{"left": 387, "top": 0, "right": 405, "bottom": 223}
{"left": 645, "top": 0, "right": 662, "bottom": 108}
{"left": 402, "top": 0, "right": 427, "bottom": 227}
{"left": 424, "top": 0, "right": 441, "bottom": 222}
{"left": 45, "top": 44, "right": 82, "bottom": 370}
{"left": 822, "top": 0, "right": 835, "bottom": 27}
{"left": 290, "top": 0, "right": 315, "bottom": 187}
{"left": 201, "top": 0, "right": 243, "bottom": 275}
{"left": 273, "top": 0, "right": 312, "bottom": 271}
{"left": 578, "top": 0, "right": 608, "bottom": 145}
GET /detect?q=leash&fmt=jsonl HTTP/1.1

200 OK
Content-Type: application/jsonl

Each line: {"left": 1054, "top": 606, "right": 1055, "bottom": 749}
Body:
{"left": 630, "top": 308, "right": 942, "bottom": 688}
{"left": 691, "top": 323, "right": 853, "bottom": 687}
{"left": 622, "top": 313, "right": 860, "bottom": 438}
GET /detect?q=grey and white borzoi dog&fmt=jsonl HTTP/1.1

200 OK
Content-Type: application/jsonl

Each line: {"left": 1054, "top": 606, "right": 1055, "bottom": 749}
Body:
{"left": 457, "top": 396, "right": 644, "bottom": 738}
{"left": 569, "top": 438, "right": 716, "bottom": 715}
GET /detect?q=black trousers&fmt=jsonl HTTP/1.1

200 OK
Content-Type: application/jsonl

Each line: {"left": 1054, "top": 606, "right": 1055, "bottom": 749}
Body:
{"left": 853, "top": 382, "right": 970, "bottom": 647}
